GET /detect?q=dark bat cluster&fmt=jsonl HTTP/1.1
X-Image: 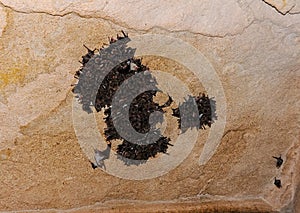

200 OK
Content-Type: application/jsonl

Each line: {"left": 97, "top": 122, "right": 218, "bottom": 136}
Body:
{"left": 72, "top": 31, "right": 135, "bottom": 113}
{"left": 73, "top": 31, "right": 174, "bottom": 164}
{"left": 172, "top": 94, "right": 216, "bottom": 133}
{"left": 94, "top": 57, "right": 150, "bottom": 111}
{"left": 101, "top": 73, "right": 173, "bottom": 163}
{"left": 116, "top": 137, "right": 173, "bottom": 165}
{"left": 72, "top": 31, "right": 216, "bottom": 166}
{"left": 129, "top": 91, "right": 164, "bottom": 134}
{"left": 98, "top": 61, "right": 161, "bottom": 142}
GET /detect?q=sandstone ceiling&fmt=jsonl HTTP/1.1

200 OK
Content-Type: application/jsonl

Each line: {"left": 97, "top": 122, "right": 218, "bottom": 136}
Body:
{"left": 0, "top": 0, "right": 299, "bottom": 212}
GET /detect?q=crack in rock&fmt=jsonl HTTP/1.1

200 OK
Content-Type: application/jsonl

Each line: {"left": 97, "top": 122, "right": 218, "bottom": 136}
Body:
{"left": 262, "top": 0, "right": 300, "bottom": 15}
{"left": 0, "top": 0, "right": 256, "bottom": 37}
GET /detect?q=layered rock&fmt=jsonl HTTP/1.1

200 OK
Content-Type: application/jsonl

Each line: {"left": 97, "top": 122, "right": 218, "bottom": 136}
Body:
{"left": 0, "top": 0, "right": 299, "bottom": 212}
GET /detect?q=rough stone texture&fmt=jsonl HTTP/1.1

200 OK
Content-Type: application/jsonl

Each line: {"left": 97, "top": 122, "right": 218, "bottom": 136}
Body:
{"left": 264, "top": 0, "right": 300, "bottom": 14}
{"left": 0, "top": 0, "right": 299, "bottom": 212}
{"left": 0, "top": 6, "right": 6, "bottom": 37}
{"left": 0, "top": 0, "right": 253, "bottom": 37}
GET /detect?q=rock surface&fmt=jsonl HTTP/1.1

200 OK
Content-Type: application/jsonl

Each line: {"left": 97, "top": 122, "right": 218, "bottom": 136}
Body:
{"left": 0, "top": 6, "right": 6, "bottom": 37}
{"left": 264, "top": 0, "right": 300, "bottom": 14}
{"left": 0, "top": 0, "right": 299, "bottom": 212}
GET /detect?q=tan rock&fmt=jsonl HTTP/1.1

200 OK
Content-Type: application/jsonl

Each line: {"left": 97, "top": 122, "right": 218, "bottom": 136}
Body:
{"left": 263, "top": 0, "right": 300, "bottom": 14}
{"left": 0, "top": 102, "right": 21, "bottom": 149}
{"left": 0, "top": 0, "right": 253, "bottom": 36}
{"left": 0, "top": 0, "right": 299, "bottom": 212}
{"left": 6, "top": 67, "right": 73, "bottom": 126}
{"left": 0, "top": 6, "right": 6, "bottom": 37}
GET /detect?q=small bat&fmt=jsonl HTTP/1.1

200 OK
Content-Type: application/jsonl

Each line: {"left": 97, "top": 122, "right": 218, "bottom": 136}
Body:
{"left": 272, "top": 155, "right": 283, "bottom": 168}
{"left": 274, "top": 177, "right": 282, "bottom": 188}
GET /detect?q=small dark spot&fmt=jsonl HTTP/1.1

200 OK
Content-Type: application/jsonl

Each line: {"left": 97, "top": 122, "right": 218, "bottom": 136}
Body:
{"left": 272, "top": 155, "right": 283, "bottom": 168}
{"left": 274, "top": 177, "right": 282, "bottom": 188}
{"left": 90, "top": 162, "right": 98, "bottom": 169}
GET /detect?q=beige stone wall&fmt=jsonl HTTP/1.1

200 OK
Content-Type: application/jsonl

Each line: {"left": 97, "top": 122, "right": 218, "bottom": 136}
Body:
{"left": 0, "top": 0, "right": 299, "bottom": 212}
